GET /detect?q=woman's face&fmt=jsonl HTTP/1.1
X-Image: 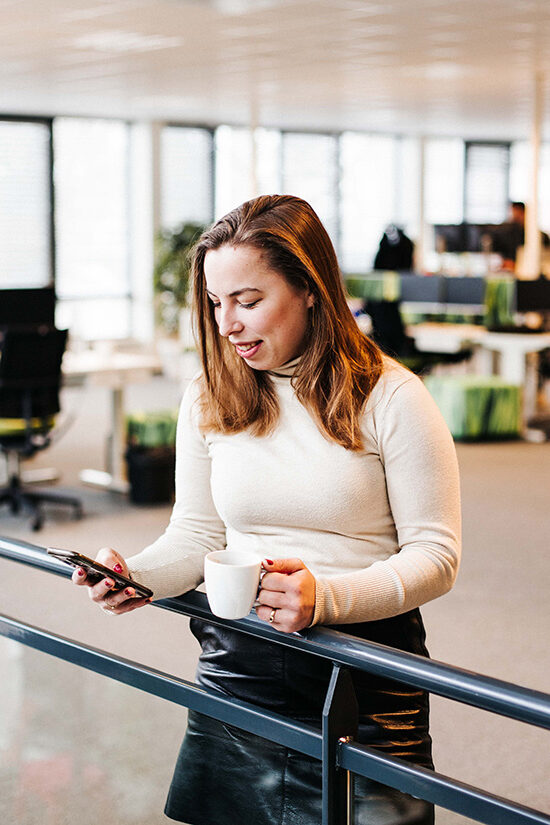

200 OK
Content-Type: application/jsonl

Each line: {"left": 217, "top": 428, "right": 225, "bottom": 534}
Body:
{"left": 204, "top": 244, "right": 314, "bottom": 371}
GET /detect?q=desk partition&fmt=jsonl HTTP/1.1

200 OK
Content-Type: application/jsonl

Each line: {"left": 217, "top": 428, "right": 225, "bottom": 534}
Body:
{"left": 345, "top": 273, "right": 519, "bottom": 326}
{"left": 399, "top": 275, "right": 444, "bottom": 304}
{"left": 444, "top": 276, "right": 485, "bottom": 312}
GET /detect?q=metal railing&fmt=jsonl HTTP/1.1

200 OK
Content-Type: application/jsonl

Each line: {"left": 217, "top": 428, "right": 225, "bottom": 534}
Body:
{"left": 1, "top": 535, "right": 549, "bottom": 825}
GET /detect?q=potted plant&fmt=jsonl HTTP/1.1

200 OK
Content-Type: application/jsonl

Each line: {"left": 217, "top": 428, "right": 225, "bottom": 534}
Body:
{"left": 153, "top": 222, "right": 206, "bottom": 338}
{"left": 125, "top": 410, "right": 179, "bottom": 504}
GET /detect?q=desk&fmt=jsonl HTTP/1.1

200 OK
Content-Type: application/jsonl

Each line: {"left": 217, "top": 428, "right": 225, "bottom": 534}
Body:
{"left": 481, "top": 331, "right": 550, "bottom": 420}
{"left": 409, "top": 323, "right": 550, "bottom": 427}
{"left": 408, "top": 323, "right": 486, "bottom": 354}
{"left": 62, "top": 350, "right": 163, "bottom": 493}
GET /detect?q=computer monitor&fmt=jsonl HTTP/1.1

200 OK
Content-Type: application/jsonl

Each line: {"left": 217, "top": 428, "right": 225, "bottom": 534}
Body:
{"left": 0, "top": 287, "right": 56, "bottom": 327}
{"left": 433, "top": 223, "right": 498, "bottom": 254}
{"left": 434, "top": 224, "right": 486, "bottom": 253}
{"left": 515, "top": 278, "right": 550, "bottom": 312}
{"left": 434, "top": 225, "right": 467, "bottom": 253}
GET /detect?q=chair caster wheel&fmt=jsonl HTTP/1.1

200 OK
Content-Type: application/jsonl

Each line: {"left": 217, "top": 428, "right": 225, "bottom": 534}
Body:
{"left": 31, "top": 513, "right": 44, "bottom": 531}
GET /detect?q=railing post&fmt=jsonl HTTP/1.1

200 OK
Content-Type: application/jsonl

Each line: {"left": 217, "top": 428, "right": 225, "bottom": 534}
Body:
{"left": 322, "top": 663, "right": 359, "bottom": 825}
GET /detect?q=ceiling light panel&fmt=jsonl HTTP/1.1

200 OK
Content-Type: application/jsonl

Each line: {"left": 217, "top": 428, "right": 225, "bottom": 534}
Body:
{"left": 3, "top": 0, "right": 550, "bottom": 138}
{"left": 60, "top": 1, "right": 148, "bottom": 21}
{"left": 71, "top": 30, "right": 182, "bottom": 53}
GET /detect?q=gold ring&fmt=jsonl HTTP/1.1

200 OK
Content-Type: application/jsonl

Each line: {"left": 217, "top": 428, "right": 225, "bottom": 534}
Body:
{"left": 269, "top": 608, "right": 276, "bottom": 624}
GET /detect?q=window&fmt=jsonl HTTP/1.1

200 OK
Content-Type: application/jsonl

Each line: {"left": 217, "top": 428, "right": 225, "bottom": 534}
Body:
{"left": 424, "top": 138, "right": 464, "bottom": 225}
{"left": 340, "top": 133, "right": 396, "bottom": 272}
{"left": 0, "top": 112, "right": 487, "bottom": 338}
{"left": 510, "top": 141, "right": 550, "bottom": 233}
{"left": 538, "top": 145, "right": 550, "bottom": 233}
{"left": 161, "top": 126, "right": 214, "bottom": 229}
{"left": 509, "top": 141, "right": 529, "bottom": 205}
{"left": 464, "top": 142, "right": 509, "bottom": 223}
{"left": 0, "top": 119, "right": 52, "bottom": 287}
{"left": 215, "top": 126, "right": 256, "bottom": 219}
{"left": 281, "top": 132, "right": 339, "bottom": 248}
{"left": 214, "top": 126, "right": 283, "bottom": 220}
{"left": 53, "top": 118, "right": 131, "bottom": 339}
{"left": 395, "top": 136, "right": 422, "bottom": 244}
{"left": 255, "top": 127, "right": 282, "bottom": 195}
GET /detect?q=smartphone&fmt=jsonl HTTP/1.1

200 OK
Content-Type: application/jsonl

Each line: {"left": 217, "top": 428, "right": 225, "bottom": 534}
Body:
{"left": 47, "top": 547, "right": 153, "bottom": 600}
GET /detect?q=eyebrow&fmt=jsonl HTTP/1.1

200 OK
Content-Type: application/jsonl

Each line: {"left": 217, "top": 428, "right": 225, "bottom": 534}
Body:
{"left": 206, "top": 287, "right": 263, "bottom": 299}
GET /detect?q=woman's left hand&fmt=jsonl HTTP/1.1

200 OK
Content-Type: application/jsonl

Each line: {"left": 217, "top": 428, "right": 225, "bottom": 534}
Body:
{"left": 257, "top": 558, "right": 316, "bottom": 633}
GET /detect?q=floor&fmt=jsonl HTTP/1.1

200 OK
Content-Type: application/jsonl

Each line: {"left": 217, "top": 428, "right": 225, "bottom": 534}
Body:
{"left": 0, "top": 376, "right": 549, "bottom": 824}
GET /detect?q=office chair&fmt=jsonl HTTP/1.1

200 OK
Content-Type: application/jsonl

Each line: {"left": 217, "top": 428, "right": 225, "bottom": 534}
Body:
{"left": 0, "top": 326, "right": 83, "bottom": 530}
{"left": 364, "top": 300, "right": 473, "bottom": 374}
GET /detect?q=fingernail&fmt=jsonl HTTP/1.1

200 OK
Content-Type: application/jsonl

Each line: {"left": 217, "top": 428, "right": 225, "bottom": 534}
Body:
{"left": 113, "top": 563, "right": 123, "bottom": 573}
{"left": 105, "top": 579, "right": 114, "bottom": 588}
{"left": 265, "top": 559, "right": 274, "bottom": 565}
{"left": 77, "top": 568, "right": 85, "bottom": 577}
{"left": 146, "top": 597, "right": 153, "bottom": 603}
{"left": 124, "top": 588, "right": 134, "bottom": 597}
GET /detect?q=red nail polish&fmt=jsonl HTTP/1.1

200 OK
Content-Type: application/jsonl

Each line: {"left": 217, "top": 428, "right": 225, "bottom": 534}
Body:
{"left": 265, "top": 559, "right": 274, "bottom": 565}
{"left": 124, "top": 588, "right": 134, "bottom": 596}
{"left": 113, "top": 563, "right": 123, "bottom": 573}
{"left": 105, "top": 579, "right": 114, "bottom": 588}
{"left": 77, "top": 568, "right": 85, "bottom": 577}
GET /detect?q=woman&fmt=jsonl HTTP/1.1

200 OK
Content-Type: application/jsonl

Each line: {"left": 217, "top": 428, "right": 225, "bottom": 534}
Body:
{"left": 73, "top": 195, "right": 461, "bottom": 825}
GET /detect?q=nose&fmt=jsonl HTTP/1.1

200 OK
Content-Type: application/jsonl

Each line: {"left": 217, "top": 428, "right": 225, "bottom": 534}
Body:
{"left": 217, "top": 304, "right": 244, "bottom": 338}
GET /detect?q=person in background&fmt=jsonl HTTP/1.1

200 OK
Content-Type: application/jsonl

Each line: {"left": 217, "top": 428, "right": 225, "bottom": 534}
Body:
{"left": 492, "top": 201, "right": 550, "bottom": 270}
{"left": 73, "top": 194, "right": 461, "bottom": 825}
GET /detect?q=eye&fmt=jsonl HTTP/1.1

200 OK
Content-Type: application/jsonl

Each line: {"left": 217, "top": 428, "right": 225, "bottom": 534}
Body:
{"left": 239, "top": 299, "right": 260, "bottom": 309}
{"left": 209, "top": 299, "right": 221, "bottom": 309}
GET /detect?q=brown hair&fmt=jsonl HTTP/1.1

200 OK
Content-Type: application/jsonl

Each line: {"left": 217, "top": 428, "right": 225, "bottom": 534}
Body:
{"left": 192, "top": 194, "right": 384, "bottom": 451}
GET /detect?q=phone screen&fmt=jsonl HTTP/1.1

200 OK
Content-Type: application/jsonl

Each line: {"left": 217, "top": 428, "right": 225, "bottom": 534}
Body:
{"left": 47, "top": 547, "right": 153, "bottom": 599}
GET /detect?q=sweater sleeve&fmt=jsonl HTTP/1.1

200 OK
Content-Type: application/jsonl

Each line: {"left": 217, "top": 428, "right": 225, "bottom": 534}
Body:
{"left": 125, "top": 381, "right": 227, "bottom": 599}
{"left": 312, "top": 374, "right": 461, "bottom": 625}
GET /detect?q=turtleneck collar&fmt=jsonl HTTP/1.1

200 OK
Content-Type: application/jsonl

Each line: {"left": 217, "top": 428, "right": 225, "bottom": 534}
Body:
{"left": 267, "top": 355, "right": 301, "bottom": 379}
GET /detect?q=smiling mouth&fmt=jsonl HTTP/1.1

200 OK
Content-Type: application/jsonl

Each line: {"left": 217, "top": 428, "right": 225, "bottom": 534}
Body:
{"left": 234, "top": 341, "right": 262, "bottom": 357}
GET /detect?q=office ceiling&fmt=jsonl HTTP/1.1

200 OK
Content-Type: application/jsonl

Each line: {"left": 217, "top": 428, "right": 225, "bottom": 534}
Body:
{"left": 2, "top": 0, "right": 550, "bottom": 139}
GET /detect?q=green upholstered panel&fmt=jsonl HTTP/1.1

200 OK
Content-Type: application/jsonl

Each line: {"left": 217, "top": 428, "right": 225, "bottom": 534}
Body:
{"left": 424, "top": 375, "right": 522, "bottom": 440}
{"left": 484, "top": 277, "right": 516, "bottom": 328}
{"left": 346, "top": 271, "right": 400, "bottom": 302}
{"left": 345, "top": 273, "right": 516, "bottom": 328}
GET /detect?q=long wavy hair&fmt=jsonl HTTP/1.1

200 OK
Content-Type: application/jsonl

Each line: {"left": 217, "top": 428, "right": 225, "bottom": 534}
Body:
{"left": 192, "top": 194, "right": 384, "bottom": 451}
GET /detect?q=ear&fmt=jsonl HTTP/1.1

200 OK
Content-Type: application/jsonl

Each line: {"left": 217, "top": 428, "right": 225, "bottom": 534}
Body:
{"left": 306, "top": 291, "right": 315, "bottom": 309}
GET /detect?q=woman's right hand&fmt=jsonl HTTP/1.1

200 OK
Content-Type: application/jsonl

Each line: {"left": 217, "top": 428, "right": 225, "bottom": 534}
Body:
{"left": 71, "top": 546, "right": 152, "bottom": 616}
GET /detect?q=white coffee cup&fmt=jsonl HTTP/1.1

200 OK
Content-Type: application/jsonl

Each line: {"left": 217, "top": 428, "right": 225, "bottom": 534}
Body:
{"left": 204, "top": 550, "right": 262, "bottom": 619}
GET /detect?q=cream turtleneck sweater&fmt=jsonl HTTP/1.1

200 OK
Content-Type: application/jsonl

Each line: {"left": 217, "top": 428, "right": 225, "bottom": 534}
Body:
{"left": 127, "top": 357, "right": 461, "bottom": 625}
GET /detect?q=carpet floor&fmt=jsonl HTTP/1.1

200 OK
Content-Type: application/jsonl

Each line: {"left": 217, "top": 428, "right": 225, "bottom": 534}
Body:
{"left": 0, "top": 376, "right": 548, "bottom": 824}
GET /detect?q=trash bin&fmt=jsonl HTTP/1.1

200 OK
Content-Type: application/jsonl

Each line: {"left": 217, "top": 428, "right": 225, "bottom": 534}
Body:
{"left": 125, "top": 445, "right": 175, "bottom": 504}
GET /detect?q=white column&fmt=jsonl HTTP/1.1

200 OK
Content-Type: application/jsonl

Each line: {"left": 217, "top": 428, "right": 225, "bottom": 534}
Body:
{"left": 520, "top": 72, "right": 544, "bottom": 280}
{"left": 414, "top": 136, "right": 427, "bottom": 272}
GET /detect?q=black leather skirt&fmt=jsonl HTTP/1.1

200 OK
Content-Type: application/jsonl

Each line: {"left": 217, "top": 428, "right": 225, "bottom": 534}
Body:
{"left": 165, "top": 610, "right": 434, "bottom": 825}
